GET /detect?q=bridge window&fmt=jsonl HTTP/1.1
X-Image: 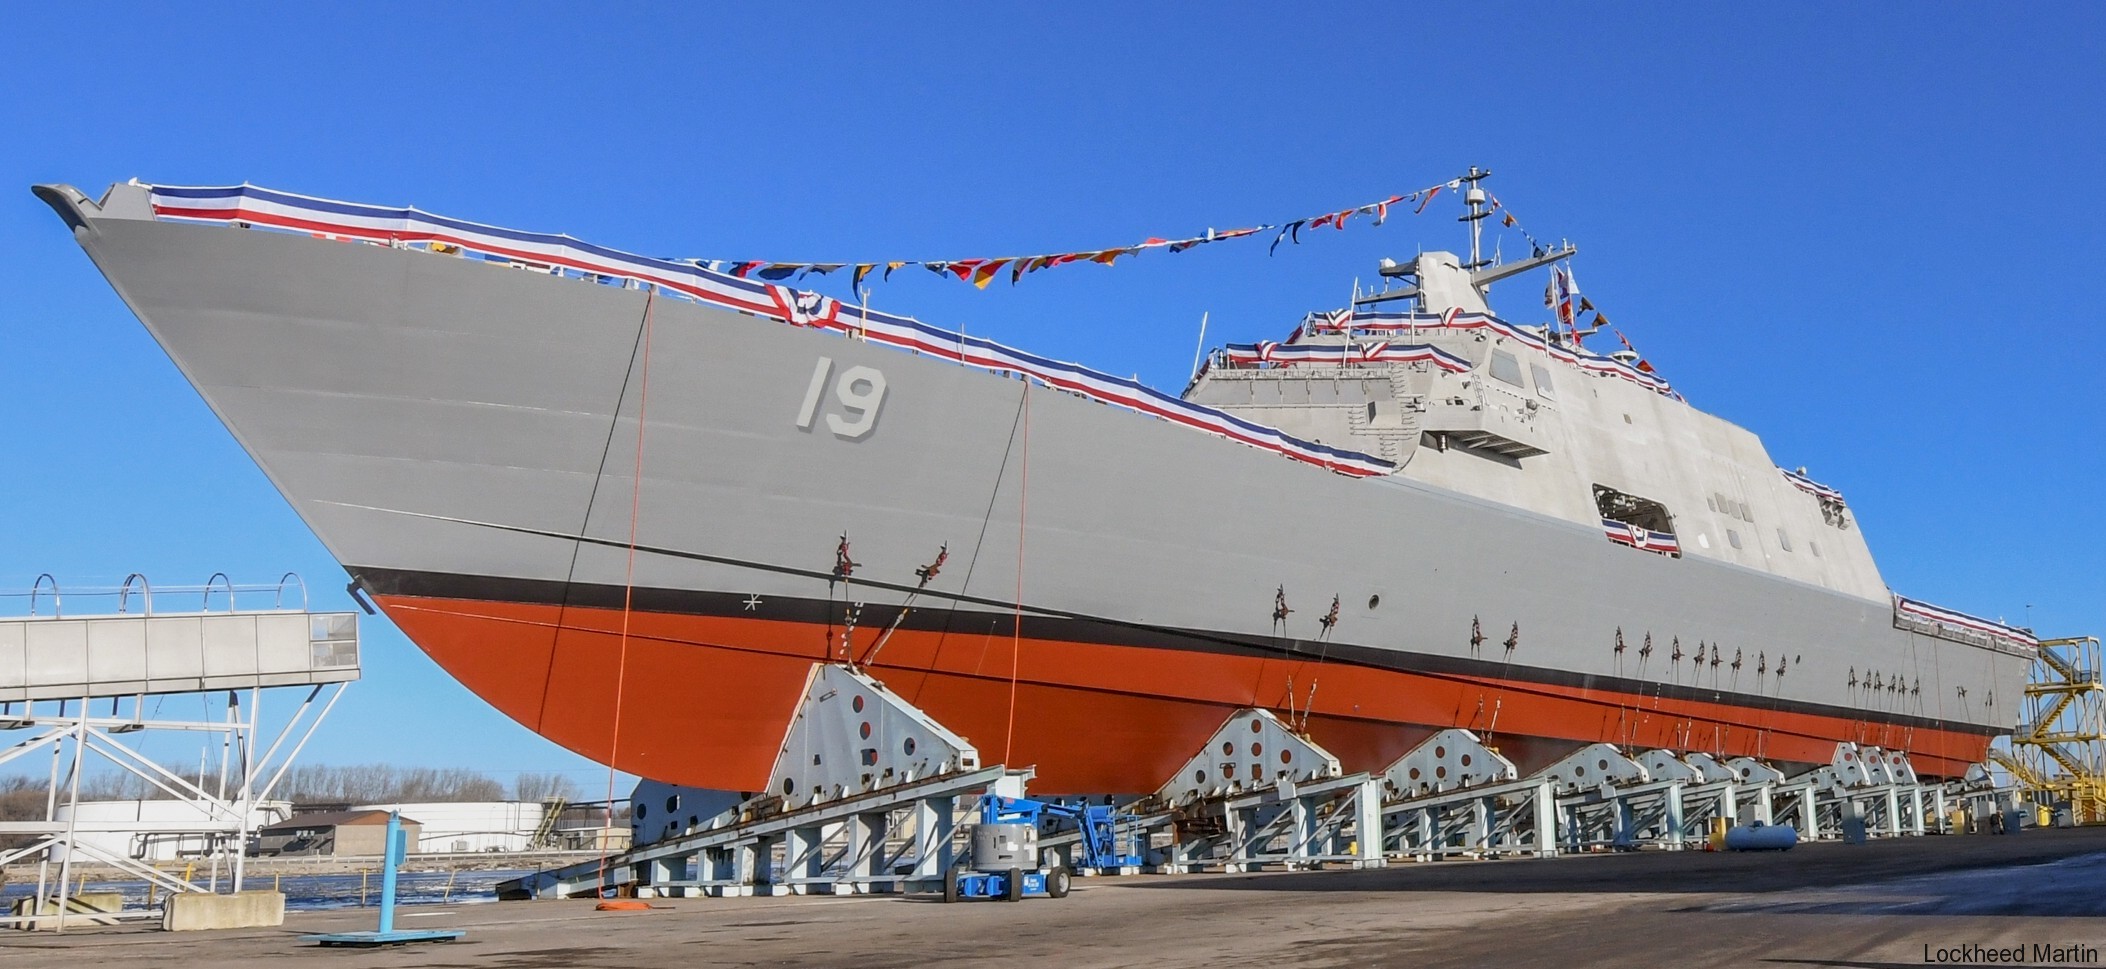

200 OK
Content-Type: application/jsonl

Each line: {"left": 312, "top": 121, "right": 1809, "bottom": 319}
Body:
{"left": 1489, "top": 350, "right": 1524, "bottom": 387}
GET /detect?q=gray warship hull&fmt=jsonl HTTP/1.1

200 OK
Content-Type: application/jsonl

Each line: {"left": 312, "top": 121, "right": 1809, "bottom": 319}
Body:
{"left": 40, "top": 183, "right": 2031, "bottom": 791}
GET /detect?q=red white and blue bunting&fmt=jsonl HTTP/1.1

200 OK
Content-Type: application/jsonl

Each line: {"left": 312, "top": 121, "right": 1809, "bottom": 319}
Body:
{"left": 1321, "top": 310, "right": 1678, "bottom": 397}
{"left": 143, "top": 183, "right": 1396, "bottom": 479}
{"left": 1220, "top": 341, "right": 1471, "bottom": 372}
{"left": 1779, "top": 467, "right": 1845, "bottom": 503}
{"left": 1602, "top": 518, "right": 1681, "bottom": 555}
{"left": 1894, "top": 595, "right": 2036, "bottom": 650}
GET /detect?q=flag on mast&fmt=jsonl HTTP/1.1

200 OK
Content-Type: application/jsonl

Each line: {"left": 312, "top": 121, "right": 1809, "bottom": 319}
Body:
{"left": 1551, "top": 263, "right": 1582, "bottom": 344}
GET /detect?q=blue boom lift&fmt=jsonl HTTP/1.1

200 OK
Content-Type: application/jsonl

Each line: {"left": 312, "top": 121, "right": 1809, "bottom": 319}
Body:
{"left": 943, "top": 794, "right": 1144, "bottom": 902}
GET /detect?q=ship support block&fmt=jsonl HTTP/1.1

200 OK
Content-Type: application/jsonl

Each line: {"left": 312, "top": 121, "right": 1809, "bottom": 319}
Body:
{"left": 501, "top": 680, "right": 1989, "bottom": 901}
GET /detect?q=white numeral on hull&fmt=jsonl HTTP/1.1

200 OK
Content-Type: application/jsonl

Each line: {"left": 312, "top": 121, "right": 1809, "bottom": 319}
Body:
{"left": 795, "top": 356, "right": 887, "bottom": 439}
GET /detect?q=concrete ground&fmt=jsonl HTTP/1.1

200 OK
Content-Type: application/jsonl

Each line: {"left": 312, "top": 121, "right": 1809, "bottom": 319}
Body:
{"left": 8, "top": 827, "right": 2106, "bottom": 968}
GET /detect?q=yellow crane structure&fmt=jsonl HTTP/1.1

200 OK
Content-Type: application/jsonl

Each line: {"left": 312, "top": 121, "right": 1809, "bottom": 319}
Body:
{"left": 1991, "top": 636, "right": 2106, "bottom": 824}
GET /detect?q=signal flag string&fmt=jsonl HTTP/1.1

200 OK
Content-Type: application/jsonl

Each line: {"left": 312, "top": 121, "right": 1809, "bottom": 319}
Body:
{"left": 686, "top": 171, "right": 1561, "bottom": 298}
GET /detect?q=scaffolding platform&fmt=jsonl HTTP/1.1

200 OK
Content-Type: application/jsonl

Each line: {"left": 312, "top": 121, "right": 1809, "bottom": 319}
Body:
{"left": 0, "top": 574, "right": 358, "bottom": 932}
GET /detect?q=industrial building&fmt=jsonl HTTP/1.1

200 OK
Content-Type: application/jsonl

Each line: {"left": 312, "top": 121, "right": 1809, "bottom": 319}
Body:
{"left": 253, "top": 810, "right": 416, "bottom": 857}
{"left": 350, "top": 801, "right": 548, "bottom": 854}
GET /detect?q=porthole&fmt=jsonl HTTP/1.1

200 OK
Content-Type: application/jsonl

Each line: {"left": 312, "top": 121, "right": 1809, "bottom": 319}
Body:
{"left": 1368, "top": 594, "right": 1381, "bottom": 609}
{"left": 852, "top": 695, "right": 865, "bottom": 713}
{"left": 1222, "top": 741, "right": 1235, "bottom": 756}
{"left": 637, "top": 804, "right": 649, "bottom": 820}
{"left": 1280, "top": 750, "right": 1293, "bottom": 764}
{"left": 666, "top": 795, "right": 679, "bottom": 813}
{"left": 1251, "top": 743, "right": 1264, "bottom": 758}
{"left": 1435, "top": 746, "right": 1446, "bottom": 759}
{"left": 1195, "top": 769, "right": 1208, "bottom": 784}
{"left": 1409, "top": 767, "right": 1422, "bottom": 780}
{"left": 1436, "top": 766, "right": 1447, "bottom": 780}
{"left": 782, "top": 778, "right": 796, "bottom": 795}
{"left": 1460, "top": 754, "right": 1473, "bottom": 767}
{"left": 859, "top": 721, "right": 872, "bottom": 740}
{"left": 903, "top": 737, "right": 918, "bottom": 756}
{"left": 1250, "top": 719, "right": 1263, "bottom": 733}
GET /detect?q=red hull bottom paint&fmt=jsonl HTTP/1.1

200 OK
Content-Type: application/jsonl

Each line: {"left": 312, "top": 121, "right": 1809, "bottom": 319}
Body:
{"left": 377, "top": 594, "right": 1991, "bottom": 792}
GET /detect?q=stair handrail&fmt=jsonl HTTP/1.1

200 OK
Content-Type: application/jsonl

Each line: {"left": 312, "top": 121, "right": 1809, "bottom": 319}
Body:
{"left": 118, "top": 573, "right": 153, "bottom": 616}
{"left": 28, "top": 573, "right": 59, "bottom": 618}
{"left": 201, "top": 572, "right": 236, "bottom": 613}
{"left": 274, "top": 572, "right": 308, "bottom": 611}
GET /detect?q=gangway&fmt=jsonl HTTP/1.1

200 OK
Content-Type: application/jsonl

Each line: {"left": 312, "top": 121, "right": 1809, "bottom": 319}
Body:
{"left": 0, "top": 573, "right": 358, "bottom": 931}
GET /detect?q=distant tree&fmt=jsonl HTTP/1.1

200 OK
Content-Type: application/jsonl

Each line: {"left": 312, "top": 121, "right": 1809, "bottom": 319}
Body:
{"left": 512, "top": 772, "right": 583, "bottom": 803}
{"left": 1, "top": 761, "right": 532, "bottom": 814}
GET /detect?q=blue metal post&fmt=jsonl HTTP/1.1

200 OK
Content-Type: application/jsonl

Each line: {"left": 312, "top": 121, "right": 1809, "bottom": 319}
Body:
{"left": 377, "top": 812, "right": 403, "bottom": 934}
{"left": 303, "top": 808, "right": 461, "bottom": 946}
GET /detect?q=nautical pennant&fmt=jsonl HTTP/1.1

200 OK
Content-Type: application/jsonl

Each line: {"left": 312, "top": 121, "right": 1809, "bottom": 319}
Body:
{"left": 679, "top": 177, "right": 1499, "bottom": 293}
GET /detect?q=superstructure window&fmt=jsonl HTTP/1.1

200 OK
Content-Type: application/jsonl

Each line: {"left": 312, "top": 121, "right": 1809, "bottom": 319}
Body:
{"left": 1489, "top": 350, "right": 1524, "bottom": 387}
{"left": 1529, "top": 363, "right": 1555, "bottom": 399}
{"left": 1777, "top": 528, "right": 1792, "bottom": 551}
{"left": 1727, "top": 529, "right": 1743, "bottom": 550}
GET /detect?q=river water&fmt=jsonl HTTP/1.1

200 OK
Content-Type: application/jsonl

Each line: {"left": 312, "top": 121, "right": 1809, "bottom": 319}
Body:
{"left": 1, "top": 868, "right": 536, "bottom": 912}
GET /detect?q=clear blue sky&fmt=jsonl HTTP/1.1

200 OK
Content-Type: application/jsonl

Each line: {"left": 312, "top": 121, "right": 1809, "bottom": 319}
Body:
{"left": 3, "top": 4, "right": 2100, "bottom": 785}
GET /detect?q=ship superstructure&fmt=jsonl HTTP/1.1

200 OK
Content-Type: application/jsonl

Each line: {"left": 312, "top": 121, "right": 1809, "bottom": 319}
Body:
{"left": 36, "top": 176, "right": 2035, "bottom": 794}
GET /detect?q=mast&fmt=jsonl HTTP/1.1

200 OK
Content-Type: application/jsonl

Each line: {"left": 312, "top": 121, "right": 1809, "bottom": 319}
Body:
{"left": 1460, "top": 166, "right": 1492, "bottom": 271}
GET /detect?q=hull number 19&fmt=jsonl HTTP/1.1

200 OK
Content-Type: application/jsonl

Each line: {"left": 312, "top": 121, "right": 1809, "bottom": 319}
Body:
{"left": 795, "top": 356, "right": 887, "bottom": 439}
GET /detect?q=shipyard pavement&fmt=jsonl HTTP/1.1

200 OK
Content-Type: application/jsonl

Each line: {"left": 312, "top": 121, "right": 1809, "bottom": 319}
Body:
{"left": 6, "top": 826, "right": 2106, "bottom": 968}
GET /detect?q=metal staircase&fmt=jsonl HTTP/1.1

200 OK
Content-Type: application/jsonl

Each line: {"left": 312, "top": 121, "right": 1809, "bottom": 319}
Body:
{"left": 1997, "top": 636, "right": 2106, "bottom": 824}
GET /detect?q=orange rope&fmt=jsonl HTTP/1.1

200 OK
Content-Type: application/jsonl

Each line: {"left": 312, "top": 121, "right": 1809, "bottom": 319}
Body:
{"left": 600, "top": 289, "right": 655, "bottom": 894}
{"left": 1003, "top": 382, "right": 1029, "bottom": 765}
